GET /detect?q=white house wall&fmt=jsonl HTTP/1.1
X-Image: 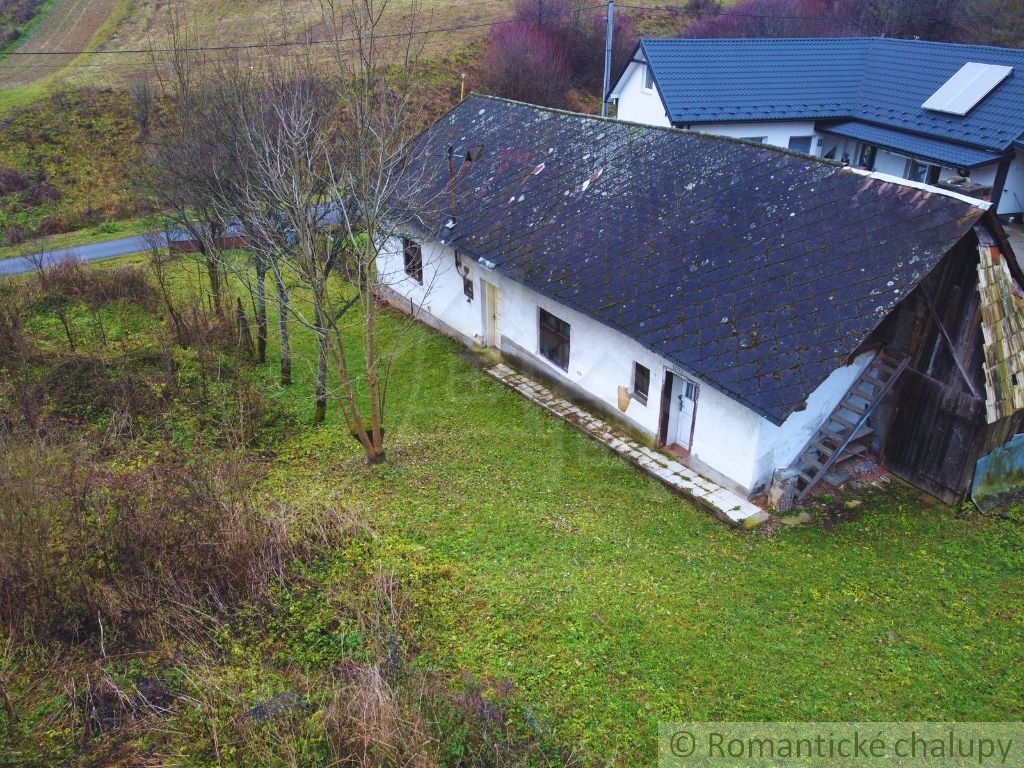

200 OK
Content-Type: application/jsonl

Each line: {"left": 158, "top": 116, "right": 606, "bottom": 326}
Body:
{"left": 974, "top": 150, "right": 1024, "bottom": 216}
{"left": 1001, "top": 151, "right": 1024, "bottom": 216}
{"left": 687, "top": 121, "right": 821, "bottom": 155}
{"left": 614, "top": 61, "right": 671, "bottom": 128}
{"left": 752, "top": 351, "right": 876, "bottom": 487}
{"left": 377, "top": 236, "right": 483, "bottom": 345}
{"left": 378, "top": 233, "right": 871, "bottom": 497}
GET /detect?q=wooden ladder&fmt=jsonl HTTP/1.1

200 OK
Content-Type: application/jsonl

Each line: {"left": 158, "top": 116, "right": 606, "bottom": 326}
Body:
{"left": 794, "top": 353, "right": 909, "bottom": 502}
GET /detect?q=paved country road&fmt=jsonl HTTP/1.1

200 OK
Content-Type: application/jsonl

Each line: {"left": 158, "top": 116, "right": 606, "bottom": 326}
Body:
{"left": 0, "top": 233, "right": 164, "bottom": 276}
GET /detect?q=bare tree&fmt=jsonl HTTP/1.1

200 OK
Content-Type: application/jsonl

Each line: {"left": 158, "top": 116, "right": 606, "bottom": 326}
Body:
{"left": 315, "top": 0, "right": 448, "bottom": 460}
{"left": 147, "top": 0, "right": 446, "bottom": 456}
{"left": 140, "top": 17, "right": 230, "bottom": 320}
{"left": 143, "top": 21, "right": 296, "bottom": 384}
{"left": 200, "top": 54, "right": 331, "bottom": 402}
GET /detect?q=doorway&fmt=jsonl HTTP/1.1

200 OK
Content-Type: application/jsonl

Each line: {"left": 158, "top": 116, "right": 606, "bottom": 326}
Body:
{"left": 660, "top": 372, "right": 697, "bottom": 451}
{"left": 481, "top": 280, "right": 499, "bottom": 348}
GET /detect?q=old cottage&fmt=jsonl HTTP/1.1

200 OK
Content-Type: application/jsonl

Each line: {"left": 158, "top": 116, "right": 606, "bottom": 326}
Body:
{"left": 381, "top": 94, "right": 1024, "bottom": 504}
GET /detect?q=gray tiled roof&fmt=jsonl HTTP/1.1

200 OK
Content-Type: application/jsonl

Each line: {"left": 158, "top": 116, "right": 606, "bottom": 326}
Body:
{"left": 637, "top": 37, "right": 1024, "bottom": 154}
{"left": 403, "top": 95, "right": 985, "bottom": 424}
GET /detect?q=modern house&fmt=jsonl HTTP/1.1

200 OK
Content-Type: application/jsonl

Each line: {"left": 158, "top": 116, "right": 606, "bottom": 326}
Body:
{"left": 609, "top": 37, "right": 1024, "bottom": 219}
{"left": 382, "top": 94, "right": 1024, "bottom": 504}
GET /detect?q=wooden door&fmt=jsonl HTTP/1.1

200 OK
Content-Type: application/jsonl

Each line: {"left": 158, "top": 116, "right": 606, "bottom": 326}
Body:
{"left": 882, "top": 369, "right": 986, "bottom": 503}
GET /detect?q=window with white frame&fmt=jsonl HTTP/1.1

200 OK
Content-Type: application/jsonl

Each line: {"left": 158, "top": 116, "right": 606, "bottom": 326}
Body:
{"left": 643, "top": 64, "right": 655, "bottom": 91}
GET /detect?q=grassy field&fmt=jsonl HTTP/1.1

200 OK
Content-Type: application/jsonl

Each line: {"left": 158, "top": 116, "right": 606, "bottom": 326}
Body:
{"left": 2, "top": 253, "right": 1021, "bottom": 766}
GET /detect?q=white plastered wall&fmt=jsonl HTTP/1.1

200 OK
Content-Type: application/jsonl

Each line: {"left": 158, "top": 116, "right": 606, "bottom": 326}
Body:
{"left": 378, "top": 234, "right": 870, "bottom": 496}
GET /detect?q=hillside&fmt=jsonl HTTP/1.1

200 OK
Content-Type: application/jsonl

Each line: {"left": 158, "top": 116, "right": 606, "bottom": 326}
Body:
{"left": 0, "top": 0, "right": 519, "bottom": 97}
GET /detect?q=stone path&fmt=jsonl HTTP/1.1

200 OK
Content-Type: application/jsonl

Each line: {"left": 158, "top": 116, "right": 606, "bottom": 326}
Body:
{"left": 486, "top": 363, "right": 769, "bottom": 528}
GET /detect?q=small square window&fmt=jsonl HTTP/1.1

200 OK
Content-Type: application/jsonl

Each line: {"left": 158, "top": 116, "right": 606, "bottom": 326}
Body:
{"left": 539, "top": 308, "right": 570, "bottom": 371}
{"left": 643, "top": 64, "right": 655, "bottom": 90}
{"left": 463, "top": 274, "right": 474, "bottom": 300}
{"left": 740, "top": 136, "right": 767, "bottom": 144}
{"left": 633, "top": 362, "right": 650, "bottom": 405}
{"left": 403, "top": 237, "right": 423, "bottom": 284}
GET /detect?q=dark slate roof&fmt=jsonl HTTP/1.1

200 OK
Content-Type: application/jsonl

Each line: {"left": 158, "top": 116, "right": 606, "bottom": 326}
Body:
{"left": 818, "top": 120, "right": 1009, "bottom": 168}
{"left": 634, "top": 37, "right": 1024, "bottom": 154}
{"left": 402, "top": 95, "right": 985, "bottom": 425}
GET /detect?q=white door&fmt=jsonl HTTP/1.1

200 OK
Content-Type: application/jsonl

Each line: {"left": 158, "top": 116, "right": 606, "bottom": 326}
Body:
{"left": 666, "top": 373, "right": 697, "bottom": 450}
{"left": 481, "top": 280, "right": 499, "bottom": 347}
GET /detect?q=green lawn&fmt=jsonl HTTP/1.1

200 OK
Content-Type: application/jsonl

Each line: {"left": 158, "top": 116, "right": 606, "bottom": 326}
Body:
{"left": 241, "top": 266, "right": 1024, "bottom": 763}
{"left": 5, "top": 254, "right": 1023, "bottom": 766}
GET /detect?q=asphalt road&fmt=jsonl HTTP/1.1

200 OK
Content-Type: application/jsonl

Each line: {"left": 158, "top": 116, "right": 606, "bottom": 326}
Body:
{"left": 0, "top": 233, "right": 164, "bottom": 277}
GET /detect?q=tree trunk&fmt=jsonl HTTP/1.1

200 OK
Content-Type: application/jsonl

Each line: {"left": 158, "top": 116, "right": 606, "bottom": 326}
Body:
{"left": 206, "top": 251, "right": 224, "bottom": 318}
{"left": 56, "top": 306, "right": 75, "bottom": 351}
{"left": 363, "top": 238, "right": 385, "bottom": 462}
{"left": 254, "top": 258, "right": 268, "bottom": 364}
{"left": 313, "top": 300, "right": 328, "bottom": 424}
{"left": 272, "top": 264, "right": 292, "bottom": 386}
{"left": 236, "top": 297, "right": 255, "bottom": 358}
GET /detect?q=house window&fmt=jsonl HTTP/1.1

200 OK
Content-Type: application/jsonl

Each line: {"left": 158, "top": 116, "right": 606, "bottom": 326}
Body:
{"left": 463, "top": 274, "right": 474, "bottom": 300}
{"left": 633, "top": 362, "right": 650, "bottom": 405}
{"left": 857, "top": 143, "right": 877, "bottom": 170}
{"left": 904, "top": 159, "right": 940, "bottom": 184}
{"left": 740, "top": 136, "right": 767, "bottom": 144}
{"left": 403, "top": 237, "right": 423, "bottom": 284}
{"left": 538, "top": 308, "right": 570, "bottom": 371}
{"left": 643, "top": 64, "right": 655, "bottom": 91}
{"left": 788, "top": 135, "right": 814, "bottom": 154}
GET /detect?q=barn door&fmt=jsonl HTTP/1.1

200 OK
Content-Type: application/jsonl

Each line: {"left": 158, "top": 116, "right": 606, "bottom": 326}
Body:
{"left": 881, "top": 369, "right": 986, "bottom": 503}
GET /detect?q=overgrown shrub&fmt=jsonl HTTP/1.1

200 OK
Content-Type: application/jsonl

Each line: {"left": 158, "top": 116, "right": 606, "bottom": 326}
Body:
{"left": 0, "top": 305, "right": 28, "bottom": 364}
{"left": 481, "top": 23, "right": 572, "bottom": 107}
{"left": 0, "top": 437, "right": 339, "bottom": 645}
{"left": 38, "top": 353, "right": 161, "bottom": 425}
{"left": 481, "top": 0, "right": 637, "bottom": 106}
{"left": 35, "top": 260, "right": 158, "bottom": 311}
{"left": 0, "top": 0, "right": 46, "bottom": 45}
{"left": 0, "top": 166, "right": 30, "bottom": 195}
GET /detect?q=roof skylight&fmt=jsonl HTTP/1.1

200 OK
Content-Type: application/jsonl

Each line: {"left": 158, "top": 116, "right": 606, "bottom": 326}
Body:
{"left": 922, "top": 62, "right": 1013, "bottom": 116}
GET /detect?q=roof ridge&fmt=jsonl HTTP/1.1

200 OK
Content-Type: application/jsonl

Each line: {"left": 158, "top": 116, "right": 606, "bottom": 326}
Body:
{"left": 640, "top": 36, "right": 1024, "bottom": 55}
{"left": 467, "top": 94, "right": 993, "bottom": 207}
{"left": 466, "top": 92, "right": 847, "bottom": 168}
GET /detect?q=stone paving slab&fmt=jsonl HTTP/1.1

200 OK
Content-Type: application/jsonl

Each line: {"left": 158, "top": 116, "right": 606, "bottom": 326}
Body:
{"left": 486, "top": 363, "right": 768, "bottom": 528}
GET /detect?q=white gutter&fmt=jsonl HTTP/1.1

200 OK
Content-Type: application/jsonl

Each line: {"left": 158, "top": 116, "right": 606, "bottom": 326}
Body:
{"left": 844, "top": 167, "right": 993, "bottom": 210}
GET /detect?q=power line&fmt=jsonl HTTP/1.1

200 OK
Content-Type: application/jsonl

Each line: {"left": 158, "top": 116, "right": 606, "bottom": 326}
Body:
{"left": 0, "top": 1, "right": 1019, "bottom": 74}
{"left": 620, "top": 3, "right": 1021, "bottom": 23}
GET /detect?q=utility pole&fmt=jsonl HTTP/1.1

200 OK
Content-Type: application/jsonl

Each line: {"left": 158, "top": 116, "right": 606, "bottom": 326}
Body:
{"left": 601, "top": 0, "right": 615, "bottom": 117}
